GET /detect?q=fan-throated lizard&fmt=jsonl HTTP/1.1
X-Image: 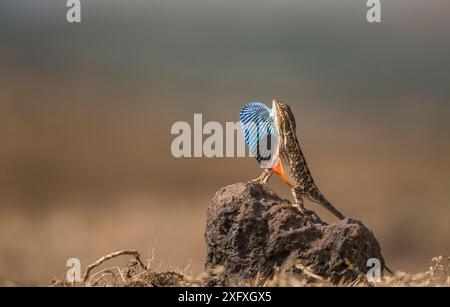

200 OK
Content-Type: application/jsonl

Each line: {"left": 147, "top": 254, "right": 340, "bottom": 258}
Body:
{"left": 252, "top": 100, "right": 345, "bottom": 220}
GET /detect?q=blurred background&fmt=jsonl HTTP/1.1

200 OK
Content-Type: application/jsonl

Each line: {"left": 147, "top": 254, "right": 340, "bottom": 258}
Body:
{"left": 0, "top": 0, "right": 449, "bottom": 285}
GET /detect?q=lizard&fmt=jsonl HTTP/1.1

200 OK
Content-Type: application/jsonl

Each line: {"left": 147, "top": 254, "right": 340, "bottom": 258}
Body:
{"left": 240, "top": 100, "right": 396, "bottom": 273}
{"left": 251, "top": 99, "right": 345, "bottom": 220}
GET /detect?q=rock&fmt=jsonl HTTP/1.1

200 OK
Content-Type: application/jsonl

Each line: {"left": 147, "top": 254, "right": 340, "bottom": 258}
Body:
{"left": 205, "top": 182, "right": 386, "bottom": 285}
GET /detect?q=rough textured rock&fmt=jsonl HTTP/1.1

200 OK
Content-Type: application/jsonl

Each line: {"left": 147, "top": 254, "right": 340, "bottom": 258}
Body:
{"left": 205, "top": 182, "right": 386, "bottom": 285}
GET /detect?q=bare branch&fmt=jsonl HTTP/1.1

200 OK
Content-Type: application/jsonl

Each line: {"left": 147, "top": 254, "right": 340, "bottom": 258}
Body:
{"left": 82, "top": 250, "right": 148, "bottom": 282}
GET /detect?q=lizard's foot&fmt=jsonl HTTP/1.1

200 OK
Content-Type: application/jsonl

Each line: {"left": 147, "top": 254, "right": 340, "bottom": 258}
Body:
{"left": 293, "top": 204, "right": 318, "bottom": 224}
{"left": 251, "top": 169, "right": 272, "bottom": 185}
{"left": 251, "top": 177, "right": 265, "bottom": 185}
{"left": 259, "top": 176, "right": 271, "bottom": 185}
{"left": 292, "top": 203, "right": 306, "bottom": 216}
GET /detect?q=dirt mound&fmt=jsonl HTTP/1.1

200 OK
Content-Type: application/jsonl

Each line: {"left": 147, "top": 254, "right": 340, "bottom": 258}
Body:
{"left": 205, "top": 182, "right": 387, "bottom": 285}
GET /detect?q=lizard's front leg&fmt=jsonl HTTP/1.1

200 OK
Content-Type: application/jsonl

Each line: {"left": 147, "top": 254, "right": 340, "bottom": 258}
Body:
{"left": 251, "top": 168, "right": 273, "bottom": 185}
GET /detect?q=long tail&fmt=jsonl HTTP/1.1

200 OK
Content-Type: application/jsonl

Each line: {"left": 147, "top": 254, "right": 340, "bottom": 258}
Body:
{"left": 307, "top": 187, "right": 345, "bottom": 220}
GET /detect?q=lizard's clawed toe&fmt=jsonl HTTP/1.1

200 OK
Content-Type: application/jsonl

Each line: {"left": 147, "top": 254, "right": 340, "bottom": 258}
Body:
{"left": 251, "top": 178, "right": 264, "bottom": 185}
{"left": 293, "top": 204, "right": 317, "bottom": 223}
{"left": 293, "top": 204, "right": 305, "bottom": 215}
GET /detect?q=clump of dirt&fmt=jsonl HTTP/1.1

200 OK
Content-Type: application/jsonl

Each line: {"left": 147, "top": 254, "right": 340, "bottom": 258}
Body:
{"left": 205, "top": 182, "right": 387, "bottom": 285}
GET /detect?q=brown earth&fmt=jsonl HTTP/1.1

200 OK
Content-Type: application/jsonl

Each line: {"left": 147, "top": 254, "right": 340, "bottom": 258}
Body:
{"left": 205, "top": 182, "right": 386, "bottom": 285}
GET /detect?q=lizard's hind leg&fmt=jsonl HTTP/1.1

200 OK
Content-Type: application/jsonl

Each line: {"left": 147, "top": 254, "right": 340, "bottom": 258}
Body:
{"left": 251, "top": 168, "right": 273, "bottom": 185}
{"left": 291, "top": 188, "right": 306, "bottom": 215}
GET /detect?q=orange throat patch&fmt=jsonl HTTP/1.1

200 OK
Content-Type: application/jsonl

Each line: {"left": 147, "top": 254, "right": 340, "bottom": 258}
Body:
{"left": 273, "top": 160, "right": 290, "bottom": 184}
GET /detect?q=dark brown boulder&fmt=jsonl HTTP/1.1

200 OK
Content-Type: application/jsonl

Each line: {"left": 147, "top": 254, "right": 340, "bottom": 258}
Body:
{"left": 205, "top": 182, "right": 387, "bottom": 285}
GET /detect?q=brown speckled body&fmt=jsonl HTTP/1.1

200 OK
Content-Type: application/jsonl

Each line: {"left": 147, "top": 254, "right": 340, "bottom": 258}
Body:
{"left": 253, "top": 100, "right": 345, "bottom": 220}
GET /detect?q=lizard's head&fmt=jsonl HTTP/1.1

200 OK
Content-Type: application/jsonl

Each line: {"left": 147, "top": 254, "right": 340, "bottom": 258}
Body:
{"left": 272, "top": 99, "right": 296, "bottom": 140}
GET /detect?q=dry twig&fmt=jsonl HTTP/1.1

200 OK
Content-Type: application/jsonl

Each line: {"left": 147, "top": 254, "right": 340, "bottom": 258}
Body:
{"left": 82, "top": 250, "right": 148, "bottom": 282}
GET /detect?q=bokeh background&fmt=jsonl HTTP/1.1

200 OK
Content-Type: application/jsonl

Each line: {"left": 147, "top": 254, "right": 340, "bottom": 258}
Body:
{"left": 1, "top": 0, "right": 449, "bottom": 285}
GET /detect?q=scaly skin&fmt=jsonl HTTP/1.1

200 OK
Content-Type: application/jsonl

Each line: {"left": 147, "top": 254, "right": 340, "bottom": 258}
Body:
{"left": 252, "top": 100, "right": 345, "bottom": 220}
